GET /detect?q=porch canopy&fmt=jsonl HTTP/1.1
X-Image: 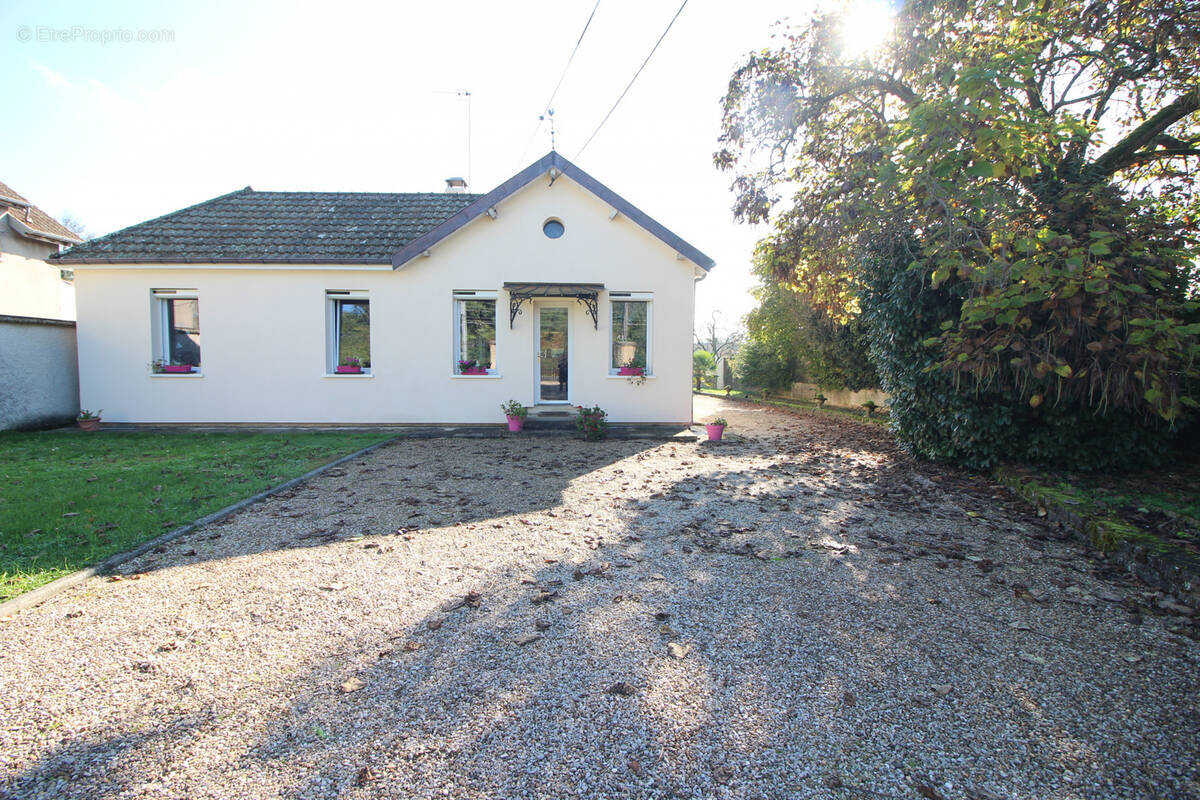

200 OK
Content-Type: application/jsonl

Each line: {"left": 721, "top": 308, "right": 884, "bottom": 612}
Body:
{"left": 503, "top": 282, "right": 604, "bottom": 329}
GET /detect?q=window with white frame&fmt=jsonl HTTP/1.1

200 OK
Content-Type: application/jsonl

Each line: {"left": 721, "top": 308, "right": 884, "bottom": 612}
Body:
{"left": 326, "top": 290, "right": 371, "bottom": 373}
{"left": 151, "top": 289, "right": 201, "bottom": 370}
{"left": 453, "top": 290, "right": 497, "bottom": 373}
{"left": 610, "top": 293, "right": 651, "bottom": 374}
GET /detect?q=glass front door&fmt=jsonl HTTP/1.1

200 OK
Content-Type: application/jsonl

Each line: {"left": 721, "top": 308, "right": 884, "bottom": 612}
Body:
{"left": 538, "top": 306, "right": 569, "bottom": 402}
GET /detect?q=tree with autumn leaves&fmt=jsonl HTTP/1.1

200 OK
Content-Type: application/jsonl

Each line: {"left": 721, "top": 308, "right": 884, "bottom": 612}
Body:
{"left": 719, "top": 0, "right": 1199, "bottom": 468}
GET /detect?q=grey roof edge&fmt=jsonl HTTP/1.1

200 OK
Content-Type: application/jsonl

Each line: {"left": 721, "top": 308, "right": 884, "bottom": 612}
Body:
{"left": 53, "top": 186, "right": 255, "bottom": 263}
{"left": 390, "top": 151, "right": 716, "bottom": 272}
{"left": 59, "top": 257, "right": 392, "bottom": 265}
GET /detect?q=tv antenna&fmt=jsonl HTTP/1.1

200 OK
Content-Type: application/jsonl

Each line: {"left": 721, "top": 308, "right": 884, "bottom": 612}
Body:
{"left": 436, "top": 89, "right": 473, "bottom": 187}
{"left": 540, "top": 108, "right": 557, "bottom": 152}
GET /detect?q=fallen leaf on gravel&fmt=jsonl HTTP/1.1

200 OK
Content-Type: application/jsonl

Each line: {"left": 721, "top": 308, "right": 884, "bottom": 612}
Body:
{"left": 932, "top": 684, "right": 952, "bottom": 697}
{"left": 355, "top": 766, "right": 375, "bottom": 785}
{"left": 628, "top": 759, "right": 643, "bottom": 776}
{"left": 426, "top": 618, "right": 443, "bottom": 630}
{"left": 713, "top": 766, "right": 734, "bottom": 784}
{"left": 649, "top": 573, "right": 666, "bottom": 581}
{"left": 842, "top": 691, "right": 857, "bottom": 706}
{"left": 667, "top": 642, "right": 692, "bottom": 659}
{"left": 1123, "top": 654, "right": 1143, "bottom": 664}
{"left": 340, "top": 677, "right": 365, "bottom": 693}
{"left": 606, "top": 682, "right": 637, "bottom": 696}
{"left": 64, "top": 610, "right": 83, "bottom": 619}
{"left": 1158, "top": 598, "right": 1193, "bottom": 615}
{"left": 515, "top": 634, "right": 542, "bottom": 646}
{"left": 193, "top": 583, "right": 215, "bottom": 591}
{"left": 653, "top": 611, "right": 672, "bottom": 621}
{"left": 401, "top": 640, "right": 423, "bottom": 652}
{"left": 1019, "top": 653, "right": 1047, "bottom": 666}
{"left": 535, "top": 619, "right": 551, "bottom": 631}
{"left": 532, "top": 590, "right": 558, "bottom": 604}
{"left": 916, "top": 783, "right": 946, "bottom": 800}
{"left": 319, "top": 583, "right": 345, "bottom": 592}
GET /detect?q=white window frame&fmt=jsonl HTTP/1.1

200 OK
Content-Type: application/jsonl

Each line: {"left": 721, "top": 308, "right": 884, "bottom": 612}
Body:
{"left": 151, "top": 288, "right": 202, "bottom": 375}
{"left": 451, "top": 290, "right": 499, "bottom": 377}
{"left": 325, "top": 290, "right": 372, "bottom": 376}
{"left": 608, "top": 292, "right": 653, "bottom": 376}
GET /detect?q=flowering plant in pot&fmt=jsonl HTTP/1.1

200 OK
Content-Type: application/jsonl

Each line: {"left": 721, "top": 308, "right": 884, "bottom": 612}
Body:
{"left": 336, "top": 356, "right": 364, "bottom": 374}
{"left": 152, "top": 359, "right": 195, "bottom": 374}
{"left": 576, "top": 404, "right": 608, "bottom": 441}
{"left": 617, "top": 357, "right": 644, "bottom": 377}
{"left": 458, "top": 358, "right": 488, "bottom": 375}
{"left": 77, "top": 408, "right": 102, "bottom": 432}
{"left": 705, "top": 416, "right": 728, "bottom": 442}
{"left": 862, "top": 400, "right": 878, "bottom": 418}
{"left": 814, "top": 393, "right": 827, "bottom": 407}
{"left": 501, "top": 399, "right": 527, "bottom": 432}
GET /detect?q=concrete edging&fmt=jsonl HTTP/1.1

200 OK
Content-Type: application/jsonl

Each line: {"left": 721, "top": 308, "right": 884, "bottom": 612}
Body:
{"left": 994, "top": 465, "right": 1200, "bottom": 609}
{"left": 0, "top": 436, "right": 400, "bottom": 620}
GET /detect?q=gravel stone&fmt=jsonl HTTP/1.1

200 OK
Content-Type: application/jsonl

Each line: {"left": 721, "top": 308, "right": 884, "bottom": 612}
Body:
{"left": 0, "top": 396, "right": 1196, "bottom": 799}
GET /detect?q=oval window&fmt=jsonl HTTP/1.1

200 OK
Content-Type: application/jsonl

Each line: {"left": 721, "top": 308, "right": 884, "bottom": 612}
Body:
{"left": 543, "top": 219, "right": 565, "bottom": 239}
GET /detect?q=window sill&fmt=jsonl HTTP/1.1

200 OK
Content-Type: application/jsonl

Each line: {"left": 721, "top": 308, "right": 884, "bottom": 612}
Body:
{"left": 450, "top": 373, "right": 502, "bottom": 379}
{"left": 607, "top": 373, "right": 655, "bottom": 379}
{"left": 149, "top": 372, "right": 204, "bottom": 378}
{"left": 324, "top": 373, "right": 374, "bottom": 378}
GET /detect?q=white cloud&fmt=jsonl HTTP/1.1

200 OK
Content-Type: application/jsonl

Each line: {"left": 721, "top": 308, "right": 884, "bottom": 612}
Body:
{"left": 30, "top": 61, "right": 71, "bottom": 89}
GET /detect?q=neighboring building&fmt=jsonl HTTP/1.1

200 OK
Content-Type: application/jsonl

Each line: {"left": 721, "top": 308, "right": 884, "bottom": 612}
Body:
{"left": 55, "top": 152, "right": 714, "bottom": 425}
{"left": 0, "top": 180, "right": 82, "bottom": 320}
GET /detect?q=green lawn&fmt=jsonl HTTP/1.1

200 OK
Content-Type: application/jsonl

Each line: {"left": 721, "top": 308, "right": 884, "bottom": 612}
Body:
{"left": 0, "top": 431, "right": 394, "bottom": 601}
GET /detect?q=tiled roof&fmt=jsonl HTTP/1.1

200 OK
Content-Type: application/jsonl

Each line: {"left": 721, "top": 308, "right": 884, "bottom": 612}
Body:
{"left": 55, "top": 188, "right": 483, "bottom": 264}
{"left": 0, "top": 180, "right": 82, "bottom": 243}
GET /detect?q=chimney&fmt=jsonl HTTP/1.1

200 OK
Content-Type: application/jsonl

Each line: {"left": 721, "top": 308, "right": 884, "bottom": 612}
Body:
{"left": 444, "top": 177, "right": 468, "bottom": 194}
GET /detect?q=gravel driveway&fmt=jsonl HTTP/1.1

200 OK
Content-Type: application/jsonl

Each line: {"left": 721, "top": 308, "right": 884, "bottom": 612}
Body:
{"left": 1, "top": 396, "right": 1197, "bottom": 800}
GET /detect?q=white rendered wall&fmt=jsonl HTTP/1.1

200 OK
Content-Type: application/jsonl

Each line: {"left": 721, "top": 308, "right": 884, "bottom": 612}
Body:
{"left": 0, "top": 315, "right": 79, "bottom": 430}
{"left": 74, "top": 175, "right": 700, "bottom": 424}
{"left": 0, "top": 228, "right": 74, "bottom": 321}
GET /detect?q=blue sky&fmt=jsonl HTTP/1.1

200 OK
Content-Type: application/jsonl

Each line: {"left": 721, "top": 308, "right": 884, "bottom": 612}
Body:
{"left": 1, "top": 0, "right": 817, "bottom": 329}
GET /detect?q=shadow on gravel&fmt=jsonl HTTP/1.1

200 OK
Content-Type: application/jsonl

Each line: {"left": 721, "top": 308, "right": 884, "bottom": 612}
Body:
{"left": 5, "top": 407, "right": 1197, "bottom": 799}
{"left": 110, "top": 437, "right": 665, "bottom": 579}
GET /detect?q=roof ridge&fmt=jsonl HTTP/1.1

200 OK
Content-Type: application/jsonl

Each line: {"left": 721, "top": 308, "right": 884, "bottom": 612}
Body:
{"left": 55, "top": 186, "right": 253, "bottom": 259}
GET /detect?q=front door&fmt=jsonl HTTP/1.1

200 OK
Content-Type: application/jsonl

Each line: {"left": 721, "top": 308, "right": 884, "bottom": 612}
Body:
{"left": 538, "top": 306, "right": 569, "bottom": 403}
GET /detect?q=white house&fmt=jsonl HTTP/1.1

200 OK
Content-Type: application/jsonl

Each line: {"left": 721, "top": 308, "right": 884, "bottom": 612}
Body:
{"left": 1, "top": 180, "right": 81, "bottom": 321}
{"left": 56, "top": 152, "right": 714, "bottom": 425}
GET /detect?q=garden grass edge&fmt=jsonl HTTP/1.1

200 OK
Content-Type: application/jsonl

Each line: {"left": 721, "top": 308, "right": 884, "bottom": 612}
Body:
{"left": 0, "top": 436, "right": 400, "bottom": 620}
{"left": 994, "top": 463, "right": 1200, "bottom": 610}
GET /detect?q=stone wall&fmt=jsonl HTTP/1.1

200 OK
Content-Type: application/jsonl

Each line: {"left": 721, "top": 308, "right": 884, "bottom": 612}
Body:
{"left": 0, "top": 314, "right": 79, "bottom": 430}
{"left": 775, "top": 381, "right": 890, "bottom": 411}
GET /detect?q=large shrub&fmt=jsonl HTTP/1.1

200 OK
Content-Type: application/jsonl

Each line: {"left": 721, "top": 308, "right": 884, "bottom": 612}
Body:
{"left": 860, "top": 245, "right": 1176, "bottom": 470}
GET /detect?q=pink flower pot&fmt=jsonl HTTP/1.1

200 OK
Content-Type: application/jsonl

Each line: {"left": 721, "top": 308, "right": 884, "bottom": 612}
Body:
{"left": 162, "top": 364, "right": 194, "bottom": 374}
{"left": 336, "top": 365, "right": 363, "bottom": 374}
{"left": 618, "top": 367, "right": 644, "bottom": 376}
{"left": 705, "top": 423, "right": 725, "bottom": 442}
{"left": 463, "top": 367, "right": 488, "bottom": 375}
{"left": 506, "top": 415, "right": 524, "bottom": 432}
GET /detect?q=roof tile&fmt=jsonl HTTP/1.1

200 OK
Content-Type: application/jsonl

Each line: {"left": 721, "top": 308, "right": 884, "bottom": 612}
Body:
{"left": 56, "top": 188, "right": 481, "bottom": 263}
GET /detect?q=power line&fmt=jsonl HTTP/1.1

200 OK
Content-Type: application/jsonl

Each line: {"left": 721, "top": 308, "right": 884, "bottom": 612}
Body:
{"left": 574, "top": 0, "right": 689, "bottom": 161}
{"left": 515, "top": 0, "right": 602, "bottom": 168}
